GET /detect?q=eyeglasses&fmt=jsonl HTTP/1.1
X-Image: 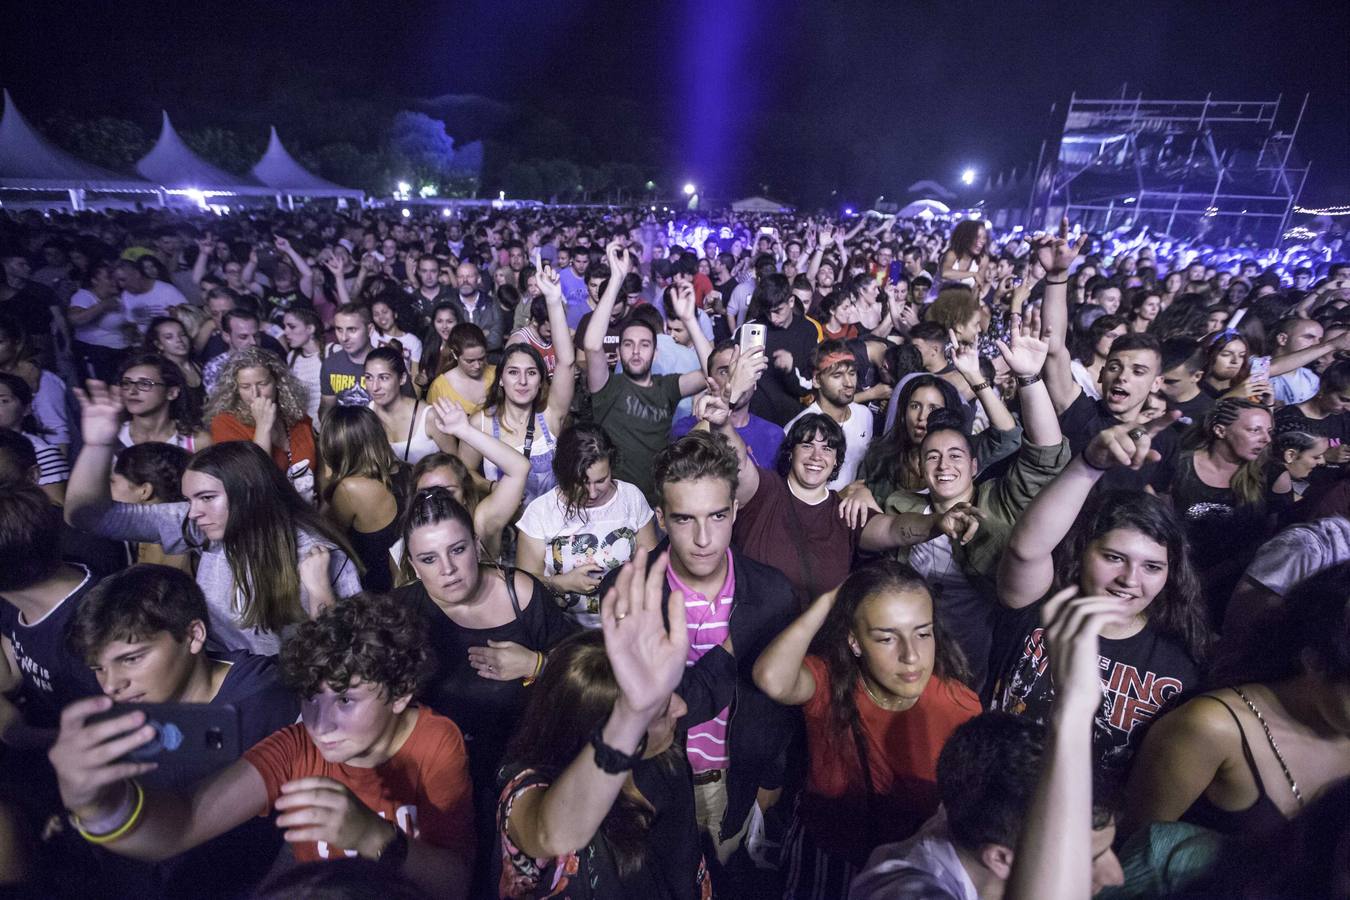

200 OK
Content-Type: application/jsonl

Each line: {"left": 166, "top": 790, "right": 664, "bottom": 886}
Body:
{"left": 118, "top": 378, "right": 166, "bottom": 393}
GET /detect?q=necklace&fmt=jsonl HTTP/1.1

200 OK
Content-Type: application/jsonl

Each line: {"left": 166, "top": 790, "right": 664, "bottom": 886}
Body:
{"left": 1232, "top": 687, "right": 1304, "bottom": 806}
{"left": 859, "top": 674, "right": 907, "bottom": 711}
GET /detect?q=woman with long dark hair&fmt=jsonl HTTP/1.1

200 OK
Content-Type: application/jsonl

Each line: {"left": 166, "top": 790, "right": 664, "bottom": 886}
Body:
{"left": 1070, "top": 313, "right": 1128, "bottom": 400}
{"left": 459, "top": 265, "right": 574, "bottom": 507}
{"left": 66, "top": 381, "right": 361, "bottom": 654}
{"left": 281, "top": 306, "right": 326, "bottom": 422}
{"left": 113, "top": 352, "right": 211, "bottom": 451}
{"left": 318, "top": 404, "right": 409, "bottom": 593}
{"left": 991, "top": 417, "right": 1210, "bottom": 778}
{"left": 369, "top": 292, "right": 423, "bottom": 381}
{"left": 1122, "top": 562, "right": 1350, "bottom": 838}
{"left": 938, "top": 220, "right": 988, "bottom": 289}
{"left": 753, "top": 560, "right": 980, "bottom": 898}
{"left": 497, "top": 549, "right": 709, "bottom": 899}
{"left": 145, "top": 315, "right": 204, "bottom": 406}
{"left": 516, "top": 423, "right": 658, "bottom": 628}
{"left": 415, "top": 301, "right": 461, "bottom": 397}
{"left": 1201, "top": 330, "right": 1251, "bottom": 398}
{"left": 362, "top": 347, "right": 457, "bottom": 465}
{"left": 109, "top": 440, "right": 192, "bottom": 573}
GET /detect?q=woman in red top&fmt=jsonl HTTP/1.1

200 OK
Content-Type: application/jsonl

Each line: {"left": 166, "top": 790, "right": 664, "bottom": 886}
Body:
{"left": 753, "top": 560, "right": 979, "bottom": 900}
{"left": 205, "top": 346, "right": 317, "bottom": 476}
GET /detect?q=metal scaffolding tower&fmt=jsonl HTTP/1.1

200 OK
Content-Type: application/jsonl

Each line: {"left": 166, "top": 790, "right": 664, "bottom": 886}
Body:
{"left": 1028, "top": 92, "right": 1311, "bottom": 246}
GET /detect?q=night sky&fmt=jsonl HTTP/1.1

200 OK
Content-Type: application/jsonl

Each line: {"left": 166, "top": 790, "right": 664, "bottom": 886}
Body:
{"left": 3, "top": 0, "right": 1347, "bottom": 205}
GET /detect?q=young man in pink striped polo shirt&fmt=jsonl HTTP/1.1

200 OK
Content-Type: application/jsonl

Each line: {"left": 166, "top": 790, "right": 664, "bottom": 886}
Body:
{"left": 646, "top": 428, "right": 797, "bottom": 886}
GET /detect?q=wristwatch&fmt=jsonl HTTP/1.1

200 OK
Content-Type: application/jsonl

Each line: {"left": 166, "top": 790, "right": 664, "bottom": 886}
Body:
{"left": 588, "top": 719, "right": 649, "bottom": 774}
{"left": 376, "top": 823, "right": 409, "bottom": 868}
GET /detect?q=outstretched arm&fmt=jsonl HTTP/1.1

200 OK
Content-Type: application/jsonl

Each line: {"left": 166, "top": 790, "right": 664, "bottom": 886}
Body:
{"left": 752, "top": 588, "right": 836, "bottom": 705}
{"left": 670, "top": 282, "right": 713, "bottom": 396}
{"left": 996, "top": 313, "right": 1061, "bottom": 447}
{"left": 536, "top": 262, "right": 576, "bottom": 427}
{"left": 583, "top": 241, "right": 628, "bottom": 394}
{"left": 507, "top": 549, "right": 687, "bottom": 860}
{"left": 1033, "top": 220, "right": 1089, "bottom": 415}
{"left": 432, "top": 400, "right": 529, "bottom": 539}
{"left": 997, "top": 414, "right": 1176, "bottom": 609}
{"left": 274, "top": 236, "right": 314, "bottom": 298}
{"left": 64, "top": 382, "right": 121, "bottom": 529}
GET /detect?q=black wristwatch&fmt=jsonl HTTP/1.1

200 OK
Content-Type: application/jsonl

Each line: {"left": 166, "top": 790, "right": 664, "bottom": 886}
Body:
{"left": 376, "top": 823, "right": 409, "bottom": 868}
{"left": 588, "top": 719, "right": 649, "bottom": 774}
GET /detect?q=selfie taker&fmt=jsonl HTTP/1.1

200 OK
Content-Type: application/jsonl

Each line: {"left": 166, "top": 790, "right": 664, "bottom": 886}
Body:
{"left": 60, "top": 564, "right": 299, "bottom": 897}
{"left": 47, "top": 592, "right": 475, "bottom": 899}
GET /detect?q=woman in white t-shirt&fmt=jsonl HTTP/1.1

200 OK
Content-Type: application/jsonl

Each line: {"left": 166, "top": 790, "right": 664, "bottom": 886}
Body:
{"left": 282, "top": 307, "right": 327, "bottom": 423}
{"left": 369, "top": 294, "right": 423, "bottom": 382}
{"left": 66, "top": 261, "right": 130, "bottom": 381}
{"left": 516, "top": 423, "right": 658, "bottom": 628}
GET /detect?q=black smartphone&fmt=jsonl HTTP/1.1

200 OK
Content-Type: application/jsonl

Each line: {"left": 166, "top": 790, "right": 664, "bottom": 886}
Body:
{"left": 90, "top": 703, "right": 242, "bottom": 788}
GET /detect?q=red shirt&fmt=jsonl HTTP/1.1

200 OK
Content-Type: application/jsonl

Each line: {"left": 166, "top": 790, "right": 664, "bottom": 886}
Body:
{"left": 210, "top": 412, "right": 316, "bottom": 474}
{"left": 243, "top": 707, "right": 475, "bottom": 863}
{"left": 798, "top": 656, "right": 979, "bottom": 863}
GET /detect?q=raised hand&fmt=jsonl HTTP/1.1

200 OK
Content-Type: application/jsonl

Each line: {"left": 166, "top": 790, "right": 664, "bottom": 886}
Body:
{"left": 600, "top": 548, "right": 689, "bottom": 717}
{"left": 1083, "top": 412, "right": 1179, "bottom": 471}
{"left": 322, "top": 254, "right": 344, "bottom": 276}
{"left": 1040, "top": 586, "right": 1135, "bottom": 721}
{"left": 995, "top": 314, "right": 1050, "bottom": 377}
{"left": 605, "top": 240, "right": 631, "bottom": 280}
{"left": 74, "top": 380, "right": 125, "bottom": 447}
{"left": 536, "top": 261, "right": 563, "bottom": 301}
{"left": 671, "top": 281, "right": 698, "bottom": 322}
{"left": 694, "top": 392, "right": 731, "bottom": 428}
{"left": 430, "top": 397, "right": 469, "bottom": 435}
{"left": 1031, "top": 217, "right": 1089, "bottom": 276}
{"left": 948, "top": 329, "right": 983, "bottom": 381}
{"left": 273, "top": 235, "right": 292, "bottom": 254}
{"left": 725, "top": 346, "right": 768, "bottom": 406}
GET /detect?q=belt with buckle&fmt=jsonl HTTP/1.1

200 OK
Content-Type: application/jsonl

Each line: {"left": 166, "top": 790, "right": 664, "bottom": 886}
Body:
{"left": 692, "top": 769, "right": 724, "bottom": 785}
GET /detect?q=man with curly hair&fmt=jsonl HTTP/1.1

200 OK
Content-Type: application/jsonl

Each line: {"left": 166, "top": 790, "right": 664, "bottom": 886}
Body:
{"left": 46, "top": 592, "right": 475, "bottom": 898}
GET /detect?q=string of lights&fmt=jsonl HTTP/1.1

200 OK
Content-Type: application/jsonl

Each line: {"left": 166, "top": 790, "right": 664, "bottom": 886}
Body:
{"left": 1294, "top": 204, "right": 1350, "bottom": 216}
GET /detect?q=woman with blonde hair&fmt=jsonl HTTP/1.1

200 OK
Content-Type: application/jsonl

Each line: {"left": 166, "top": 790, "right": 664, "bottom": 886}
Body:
{"left": 318, "top": 404, "right": 408, "bottom": 592}
{"left": 204, "top": 346, "right": 316, "bottom": 476}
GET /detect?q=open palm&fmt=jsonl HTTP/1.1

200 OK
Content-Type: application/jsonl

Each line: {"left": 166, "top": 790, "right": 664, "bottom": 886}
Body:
{"left": 600, "top": 549, "right": 688, "bottom": 714}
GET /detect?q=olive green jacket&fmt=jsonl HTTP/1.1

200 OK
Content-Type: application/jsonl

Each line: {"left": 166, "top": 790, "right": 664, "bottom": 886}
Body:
{"left": 883, "top": 438, "right": 1071, "bottom": 598}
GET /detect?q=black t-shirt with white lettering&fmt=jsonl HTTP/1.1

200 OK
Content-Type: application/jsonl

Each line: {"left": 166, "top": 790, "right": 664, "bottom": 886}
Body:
{"left": 0, "top": 565, "right": 103, "bottom": 728}
{"left": 984, "top": 602, "right": 1198, "bottom": 781}
{"left": 1059, "top": 392, "right": 1179, "bottom": 492}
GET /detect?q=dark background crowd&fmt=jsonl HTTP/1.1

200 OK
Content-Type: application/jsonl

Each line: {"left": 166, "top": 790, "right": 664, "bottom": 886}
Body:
{"left": 0, "top": 202, "right": 1347, "bottom": 899}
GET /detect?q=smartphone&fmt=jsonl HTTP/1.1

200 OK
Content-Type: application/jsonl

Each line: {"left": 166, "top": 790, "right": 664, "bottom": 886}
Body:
{"left": 1248, "top": 355, "right": 1271, "bottom": 380}
{"left": 758, "top": 226, "right": 775, "bottom": 236}
{"left": 740, "top": 323, "right": 766, "bottom": 354}
{"left": 89, "top": 703, "right": 242, "bottom": 788}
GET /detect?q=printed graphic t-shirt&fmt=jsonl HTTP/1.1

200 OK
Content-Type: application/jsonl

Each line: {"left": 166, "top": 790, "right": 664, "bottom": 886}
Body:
{"left": 516, "top": 481, "right": 653, "bottom": 628}
{"left": 985, "top": 602, "right": 1198, "bottom": 779}
{"left": 243, "top": 707, "right": 475, "bottom": 863}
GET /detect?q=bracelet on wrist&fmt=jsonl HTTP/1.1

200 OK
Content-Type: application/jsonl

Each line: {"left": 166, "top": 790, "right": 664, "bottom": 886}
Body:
{"left": 72, "top": 779, "right": 145, "bottom": 844}
{"left": 1044, "top": 275, "right": 1069, "bottom": 285}
{"left": 967, "top": 380, "right": 991, "bottom": 393}
{"left": 589, "top": 717, "right": 649, "bottom": 774}
{"left": 1014, "top": 372, "right": 1042, "bottom": 387}
{"left": 522, "top": 651, "right": 545, "bottom": 687}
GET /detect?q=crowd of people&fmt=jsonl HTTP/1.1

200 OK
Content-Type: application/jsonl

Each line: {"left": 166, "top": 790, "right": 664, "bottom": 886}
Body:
{"left": 0, "top": 201, "right": 1347, "bottom": 899}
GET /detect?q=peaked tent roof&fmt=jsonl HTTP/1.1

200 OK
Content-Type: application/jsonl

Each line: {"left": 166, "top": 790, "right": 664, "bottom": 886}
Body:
{"left": 136, "top": 112, "right": 271, "bottom": 194}
{"left": 249, "top": 127, "right": 362, "bottom": 198}
{"left": 731, "top": 195, "right": 792, "bottom": 212}
{"left": 0, "top": 89, "right": 158, "bottom": 192}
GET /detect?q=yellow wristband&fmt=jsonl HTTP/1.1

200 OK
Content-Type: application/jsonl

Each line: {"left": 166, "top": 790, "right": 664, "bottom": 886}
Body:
{"left": 75, "top": 780, "right": 145, "bottom": 845}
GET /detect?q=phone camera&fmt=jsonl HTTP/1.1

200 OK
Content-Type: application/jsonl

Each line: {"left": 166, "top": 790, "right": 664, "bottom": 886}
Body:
{"left": 206, "top": 728, "right": 225, "bottom": 751}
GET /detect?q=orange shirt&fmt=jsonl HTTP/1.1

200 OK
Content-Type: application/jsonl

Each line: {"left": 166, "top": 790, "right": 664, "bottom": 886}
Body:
{"left": 210, "top": 412, "right": 316, "bottom": 473}
{"left": 243, "top": 707, "right": 475, "bottom": 863}
{"left": 798, "top": 655, "right": 979, "bottom": 863}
